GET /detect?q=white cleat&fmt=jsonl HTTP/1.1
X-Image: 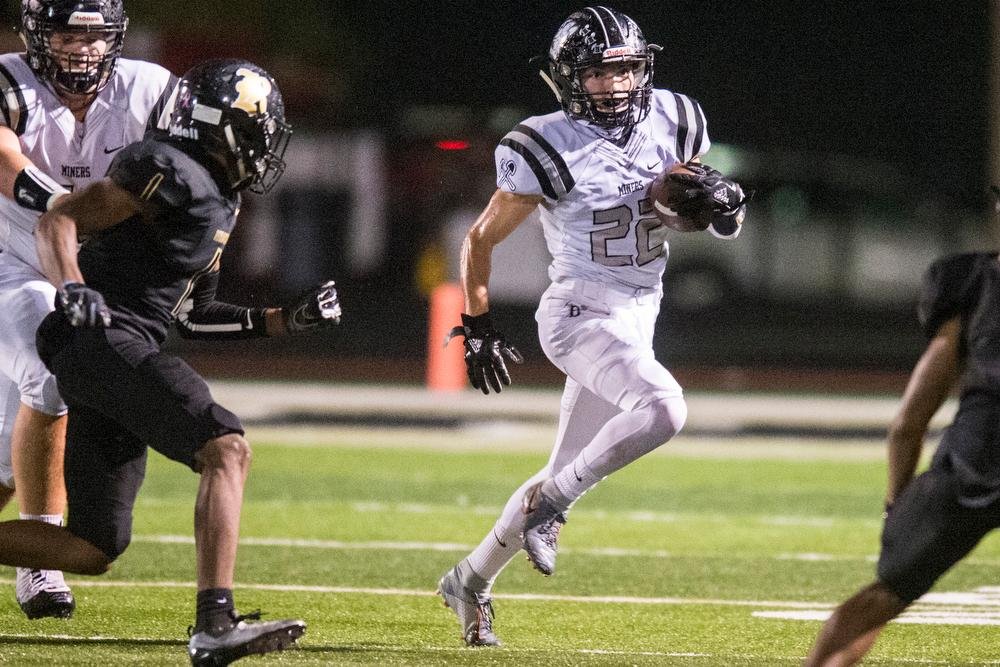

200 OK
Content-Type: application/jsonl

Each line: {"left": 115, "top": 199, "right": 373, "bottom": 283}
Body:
{"left": 437, "top": 567, "right": 501, "bottom": 646}
{"left": 521, "top": 483, "right": 567, "bottom": 576}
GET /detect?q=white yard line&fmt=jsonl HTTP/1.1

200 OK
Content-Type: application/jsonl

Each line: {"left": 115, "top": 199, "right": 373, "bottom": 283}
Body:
{"left": 40, "top": 578, "right": 840, "bottom": 610}
{"left": 129, "top": 533, "right": 1000, "bottom": 569}
{"left": 25, "top": 579, "right": 1000, "bottom": 632}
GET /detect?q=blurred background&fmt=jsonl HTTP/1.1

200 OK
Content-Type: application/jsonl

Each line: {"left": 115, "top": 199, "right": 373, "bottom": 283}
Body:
{"left": 2, "top": 0, "right": 998, "bottom": 391}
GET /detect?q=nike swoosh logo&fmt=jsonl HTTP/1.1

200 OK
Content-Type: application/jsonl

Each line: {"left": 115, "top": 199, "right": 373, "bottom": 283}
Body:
{"left": 646, "top": 161, "right": 661, "bottom": 171}
{"left": 104, "top": 145, "right": 124, "bottom": 154}
{"left": 492, "top": 528, "right": 507, "bottom": 549}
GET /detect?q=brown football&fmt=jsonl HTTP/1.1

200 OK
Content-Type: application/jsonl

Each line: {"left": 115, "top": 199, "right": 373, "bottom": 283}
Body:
{"left": 648, "top": 163, "right": 711, "bottom": 232}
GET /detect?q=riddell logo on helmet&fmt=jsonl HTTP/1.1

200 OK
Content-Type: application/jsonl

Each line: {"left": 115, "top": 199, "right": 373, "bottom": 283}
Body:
{"left": 67, "top": 12, "right": 106, "bottom": 26}
{"left": 169, "top": 123, "right": 199, "bottom": 140}
{"left": 603, "top": 47, "right": 635, "bottom": 58}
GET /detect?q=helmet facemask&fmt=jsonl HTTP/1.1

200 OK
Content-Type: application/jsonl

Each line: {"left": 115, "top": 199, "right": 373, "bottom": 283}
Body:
{"left": 224, "top": 105, "right": 292, "bottom": 194}
{"left": 21, "top": 1, "right": 128, "bottom": 99}
{"left": 558, "top": 52, "right": 655, "bottom": 131}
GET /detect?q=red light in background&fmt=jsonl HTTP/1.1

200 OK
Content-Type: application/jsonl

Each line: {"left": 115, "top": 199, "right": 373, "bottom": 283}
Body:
{"left": 435, "top": 139, "right": 470, "bottom": 151}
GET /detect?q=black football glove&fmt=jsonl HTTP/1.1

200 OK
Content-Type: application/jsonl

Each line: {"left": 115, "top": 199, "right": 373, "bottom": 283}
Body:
{"left": 667, "top": 163, "right": 749, "bottom": 238}
{"left": 56, "top": 282, "right": 111, "bottom": 328}
{"left": 446, "top": 312, "right": 524, "bottom": 395}
{"left": 285, "top": 280, "right": 342, "bottom": 334}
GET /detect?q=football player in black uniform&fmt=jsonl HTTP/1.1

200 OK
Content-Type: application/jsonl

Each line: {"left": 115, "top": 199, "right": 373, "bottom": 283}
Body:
{"left": 805, "top": 252, "right": 1000, "bottom": 666}
{"left": 0, "top": 59, "right": 337, "bottom": 666}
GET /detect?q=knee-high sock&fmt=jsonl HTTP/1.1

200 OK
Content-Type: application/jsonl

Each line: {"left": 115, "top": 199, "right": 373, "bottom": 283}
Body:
{"left": 463, "top": 469, "right": 548, "bottom": 592}
{"left": 543, "top": 394, "right": 687, "bottom": 510}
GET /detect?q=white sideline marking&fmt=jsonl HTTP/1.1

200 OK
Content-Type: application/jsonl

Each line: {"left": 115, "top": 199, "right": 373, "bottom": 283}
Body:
{"left": 777, "top": 552, "right": 877, "bottom": 563}
{"left": 132, "top": 534, "right": 675, "bottom": 559}
{"left": 338, "top": 500, "right": 882, "bottom": 529}
{"left": 57, "top": 578, "right": 833, "bottom": 609}
{"left": 133, "top": 533, "right": 1000, "bottom": 569}
{"left": 754, "top": 609, "right": 1000, "bottom": 626}
{"left": 754, "top": 586, "right": 1000, "bottom": 628}
{"left": 27, "top": 578, "right": 1000, "bottom": 631}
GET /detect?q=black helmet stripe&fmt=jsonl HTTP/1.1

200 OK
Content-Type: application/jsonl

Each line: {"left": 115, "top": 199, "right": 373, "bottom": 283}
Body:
{"left": 587, "top": 6, "right": 625, "bottom": 48}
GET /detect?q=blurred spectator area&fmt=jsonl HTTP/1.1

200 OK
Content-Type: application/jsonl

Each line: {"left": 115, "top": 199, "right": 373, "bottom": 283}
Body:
{"left": 184, "top": 104, "right": 999, "bottom": 379}
{"left": 0, "top": 1, "right": 995, "bottom": 383}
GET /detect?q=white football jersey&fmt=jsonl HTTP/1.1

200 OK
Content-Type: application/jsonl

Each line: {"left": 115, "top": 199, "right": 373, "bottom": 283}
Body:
{"left": 495, "top": 89, "right": 710, "bottom": 290}
{"left": 0, "top": 54, "right": 176, "bottom": 272}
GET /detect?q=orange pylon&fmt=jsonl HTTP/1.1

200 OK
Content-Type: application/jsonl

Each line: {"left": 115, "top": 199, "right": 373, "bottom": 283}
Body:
{"left": 426, "top": 282, "right": 467, "bottom": 391}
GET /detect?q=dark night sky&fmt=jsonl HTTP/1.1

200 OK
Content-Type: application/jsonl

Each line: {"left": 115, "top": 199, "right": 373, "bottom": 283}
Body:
{"left": 0, "top": 1, "right": 990, "bottom": 197}
{"left": 352, "top": 1, "right": 991, "bottom": 199}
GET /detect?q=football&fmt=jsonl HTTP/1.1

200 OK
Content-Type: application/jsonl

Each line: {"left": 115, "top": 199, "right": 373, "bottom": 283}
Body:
{"left": 648, "top": 163, "right": 712, "bottom": 232}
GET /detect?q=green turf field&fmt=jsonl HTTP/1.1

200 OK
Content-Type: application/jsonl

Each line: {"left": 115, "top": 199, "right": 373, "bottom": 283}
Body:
{"left": 2, "top": 423, "right": 999, "bottom": 665}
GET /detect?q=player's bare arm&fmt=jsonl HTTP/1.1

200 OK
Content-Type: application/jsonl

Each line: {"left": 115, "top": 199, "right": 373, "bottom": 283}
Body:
{"left": 450, "top": 189, "right": 537, "bottom": 395}
{"left": 460, "top": 189, "right": 542, "bottom": 314}
{"left": 885, "top": 315, "right": 962, "bottom": 507}
{"left": 0, "top": 126, "right": 72, "bottom": 214}
{"left": 35, "top": 178, "right": 139, "bottom": 287}
{"left": 0, "top": 127, "right": 32, "bottom": 195}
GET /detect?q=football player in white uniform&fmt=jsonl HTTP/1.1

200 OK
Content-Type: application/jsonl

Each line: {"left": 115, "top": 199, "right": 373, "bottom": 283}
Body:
{"left": 437, "top": 6, "right": 747, "bottom": 646}
{"left": 0, "top": 0, "right": 175, "bottom": 619}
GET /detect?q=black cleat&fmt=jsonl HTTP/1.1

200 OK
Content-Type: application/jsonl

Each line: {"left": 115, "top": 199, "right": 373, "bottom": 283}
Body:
{"left": 187, "top": 611, "right": 306, "bottom": 666}
{"left": 19, "top": 589, "right": 75, "bottom": 620}
{"left": 16, "top": 568, "right": 75, "bottom": 620}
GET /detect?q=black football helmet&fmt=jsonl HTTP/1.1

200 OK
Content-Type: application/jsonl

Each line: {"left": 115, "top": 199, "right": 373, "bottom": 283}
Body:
{"left": 168, "top": 59, "right": 292, "bottom": 194}
{"left": 21, "top": 0, "right": 128, "bottom": 97}
{"left": 544, "top": 6, "right": 659, "bottom": 133}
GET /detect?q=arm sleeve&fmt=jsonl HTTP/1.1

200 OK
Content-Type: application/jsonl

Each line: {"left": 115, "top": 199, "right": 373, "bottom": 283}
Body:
{"left": 917, "top": 252, "right": 982, "bottom": 340}
{"left": 174, "top": 270, "right": 270, "bottom": 340}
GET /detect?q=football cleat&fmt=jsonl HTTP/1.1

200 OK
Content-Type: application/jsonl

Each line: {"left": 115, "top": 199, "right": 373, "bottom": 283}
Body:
{"left": 436, "top": 567, "right": 501, "bottom": 647}
{"left": 521, "top": 483, "right": 567, "bottom": 576}
{"left": 16, "top": 567, "right": 75, "bottom": 619}
{"left": 187, "top": 611, "right": 306, "bottom": 666}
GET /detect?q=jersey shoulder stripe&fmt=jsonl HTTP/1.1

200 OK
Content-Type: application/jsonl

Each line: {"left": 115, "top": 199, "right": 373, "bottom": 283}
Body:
{"left": 498, "top": 136, "right": 558, "bottom": 199}
{"left": 511, "top": 123, "right": 575, "bottom": 194}
{"left": 669, "top": 92, "right": 708, "bottom": 163}
{"left": 146, "top": 73, "right": 179, "bottom": 131}
{"left": 0, "top": 60, "right": 28, "bottom": 135}
{"left": 499, "top": 118, "right": 576, "bottom": 199}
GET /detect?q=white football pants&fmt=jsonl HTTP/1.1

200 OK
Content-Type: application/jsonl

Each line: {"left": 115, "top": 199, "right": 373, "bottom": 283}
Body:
{"left": 465, "top": 277, "right": 686, "bottom": 586}
{"left": 0, "top": 253, "right": 67, "bottom": 487}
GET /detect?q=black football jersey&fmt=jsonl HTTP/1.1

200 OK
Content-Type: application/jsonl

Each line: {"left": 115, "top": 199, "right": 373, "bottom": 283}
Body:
{"left": 78, "top": 133, "right": 240, "bottom": 345}
{"left": 921, "top": 252, "right": 1000, "bottom": 504}
{"left": 918, "top": 251, "right": 1000, "bottom": 394}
